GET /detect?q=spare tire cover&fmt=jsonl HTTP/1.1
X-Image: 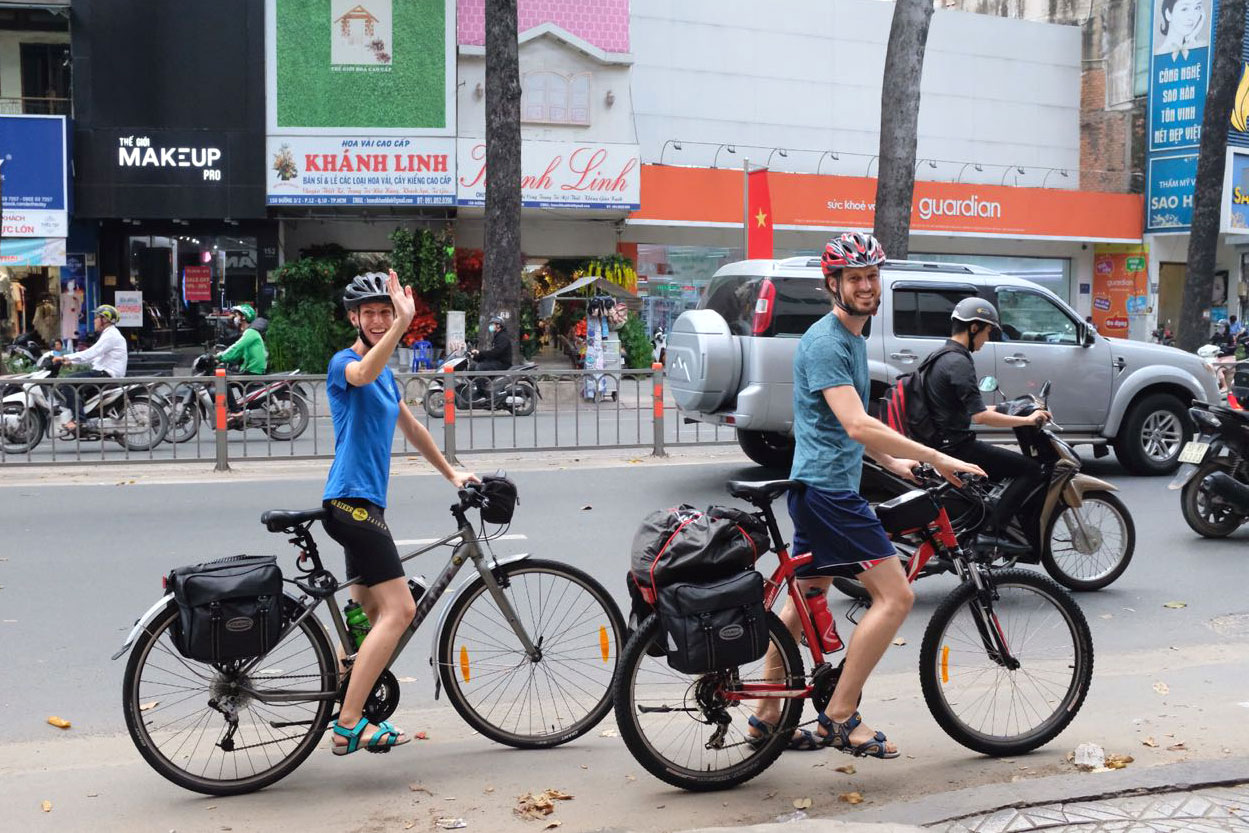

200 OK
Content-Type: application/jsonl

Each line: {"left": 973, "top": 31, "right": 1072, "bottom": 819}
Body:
{"left": 666, "top": 309, "right": 742, "bottom": 413}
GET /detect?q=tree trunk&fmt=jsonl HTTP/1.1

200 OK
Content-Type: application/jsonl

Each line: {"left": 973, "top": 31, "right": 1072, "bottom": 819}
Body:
{"left": 872, "top": 0, "right": 934, "bottom": 261}
{"left": 483, "top": 0, "right": 523, "bottom": 363}
{"left": 1179, "top": 0, "right": 1246, "bottom": 353}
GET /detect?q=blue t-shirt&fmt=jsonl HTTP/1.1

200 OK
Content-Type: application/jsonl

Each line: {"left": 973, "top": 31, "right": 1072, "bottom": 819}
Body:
{"left": 789, "top": 312, "right": 870, "bottom": 493}
{"left": 323, "top": 348, "right": 401, "bottom": 507}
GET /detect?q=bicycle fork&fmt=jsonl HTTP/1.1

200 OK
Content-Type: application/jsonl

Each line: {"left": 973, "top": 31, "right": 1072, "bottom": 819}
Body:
{"left": 952, "top": 558, "right": 1021, "bottom": 671}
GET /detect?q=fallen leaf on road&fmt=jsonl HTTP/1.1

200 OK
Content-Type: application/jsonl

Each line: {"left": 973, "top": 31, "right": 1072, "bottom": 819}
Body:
{"left": 834, "top": 765, "right": 856, "bottom": 775}
{"left": 409, "top": 784, "right": 433, "bottom": 795}
{"left": 628, "top": 459, "right": 643, "bottom": 464}
{"left": 792, "top": 798, "right": 813, "bottom": 810}
{"left": 484, "top": 786, "right": 495, "bottom": 794}
{"left": 139, "top": 701, "right": 159, "bottom": 712}
{"left": 1142, "top": 737, "right": 1158, "bottom": 747}
{"left": 599, "top": 728, "right": 617, "bottom": 738}
{"left": 839, "top": 792, "right": 864, "bottom": 805}
{"left": 1163, "top": 601, "right": 1188, "bottom": 609}
{"left": 404, "top": 823, "right": 414, "bottom": 831}
{"left": 47, "top": 716, "right": 71, "bottom": 729}
{"left": 544, "top": 823, "right": 562, "bottom": 830}
{"left": 625, "top": 775, "right": 636, "bottom": 782}
{"left": 1099, "top": 614, "right": 1113, "bottom": 620}
{"left": 579, "top": 765, "right": 588, "bottom": 770}
{"left": 414, "top": 731, "right": 428, "bottom": 740}
{"left": 1167, "top": 742, "right": 1187, "bottom": 751}
{"left": 515, "top": 789, "right": 574, "bottom": 819}
{"left": 580, "top": 505, "right": 593, "bottom": 511}
{"left": 86, "top": 793, "right": 98, "bottom": 798}
{"left": 1105, "top": 754, "right": 1134, "bottom": 769}
{"left": 435, "top": 819, "right": 466, "bottom": 830}
{"left": 891, "top": 637, "right": 906, "bottom": 646}
{"left": 40, "top": 801, "right": 52, "bottom": 813}
{"left": 1153, "top": 682, "right": 1170, "bottom": 695}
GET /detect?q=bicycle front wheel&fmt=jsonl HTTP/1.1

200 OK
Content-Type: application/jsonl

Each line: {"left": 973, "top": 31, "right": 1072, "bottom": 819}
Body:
{"left": 919, "top": 568, "right": 1093, "bottom": 757}
{"left": 122, "top": 598, "right": 337, "bottom": 795}
{"left": 613, "top": 612, "right": 804, "bottom": 792}
{"left": 436, "top": 558, "right": 625, "bottom": 749}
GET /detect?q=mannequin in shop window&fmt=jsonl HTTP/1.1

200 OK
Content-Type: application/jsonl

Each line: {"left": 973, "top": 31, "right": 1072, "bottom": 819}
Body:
{"left": 33, "top": 298, "right": 58, "bottom": 347}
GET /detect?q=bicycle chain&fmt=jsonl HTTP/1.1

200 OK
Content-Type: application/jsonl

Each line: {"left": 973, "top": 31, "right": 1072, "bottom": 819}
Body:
{"left": 688, "top": 675, "right": 824, "bottom": 751}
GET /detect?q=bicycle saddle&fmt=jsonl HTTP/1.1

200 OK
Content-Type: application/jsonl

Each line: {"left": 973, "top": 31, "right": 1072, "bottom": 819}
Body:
{"left": 261, "top": 508, "right": 328, "bottom": 532}
{"left": 726, "top": 479, "right": 800, "bottom": 504}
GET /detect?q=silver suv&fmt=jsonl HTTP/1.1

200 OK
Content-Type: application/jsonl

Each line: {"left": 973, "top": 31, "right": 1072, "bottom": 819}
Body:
{"left": 666, "top": 257, "right": 1221, "bottom": 475}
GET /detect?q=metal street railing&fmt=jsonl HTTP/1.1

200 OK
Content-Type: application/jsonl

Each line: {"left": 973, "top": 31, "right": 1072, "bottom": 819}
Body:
{"left": 0, "top": 366, "right": 735, "bottom": 467}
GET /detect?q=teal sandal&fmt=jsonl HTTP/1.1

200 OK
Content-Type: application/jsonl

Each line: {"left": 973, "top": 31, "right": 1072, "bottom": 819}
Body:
{"left": 817, "top": 711, "right": 899, "bottom": 759}
{"left": 746, "top": 715, "right": 824, "bottom": 751}
{"left": 331, "top": 717, "right": 410, "bottom": 756}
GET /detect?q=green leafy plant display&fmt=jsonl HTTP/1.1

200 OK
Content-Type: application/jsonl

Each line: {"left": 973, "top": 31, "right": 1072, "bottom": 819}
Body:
{"left": 618, "top": 312, "right": 654, "bottom": 370}
{"left": 265, "top": 255, "right": 357, "bottom": 373}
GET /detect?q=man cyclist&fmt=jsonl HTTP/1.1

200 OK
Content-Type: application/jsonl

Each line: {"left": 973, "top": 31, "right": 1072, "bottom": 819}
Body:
{"left": 53, "top": 304, "right": 128, "bottom": 436}
{"left": 749, "top": 232, "right": 984, "bottom": 759}
{"left": 216, "top": 304, "right": 267, "bottom": 422}
{"left": 322, "top": 270, "right": 478, "bottom": 756}
{"left": 923, "top": 298, "right": 1050, "bottom": 550}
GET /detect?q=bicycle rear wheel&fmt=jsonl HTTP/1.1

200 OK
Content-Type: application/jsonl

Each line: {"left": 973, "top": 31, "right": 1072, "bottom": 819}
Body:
{"left": 919, "top": 568, "right": 1093, "bottom": 756}
{"left": 613, "top": 612, "right": 804, "bottom": 792}
{"left": 436, "top": 558, "right": 625, "bottom": 749}
{"left": 122, "top": 598, "right": 337, "bottom": 795}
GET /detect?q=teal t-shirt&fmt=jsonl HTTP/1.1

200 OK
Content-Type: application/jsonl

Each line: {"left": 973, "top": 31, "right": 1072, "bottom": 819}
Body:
{"left": 789, "top": 312, "right": 870, "bottom": 493}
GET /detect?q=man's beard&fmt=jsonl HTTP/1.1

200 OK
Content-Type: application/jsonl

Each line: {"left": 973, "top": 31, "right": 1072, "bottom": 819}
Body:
{"left": 840, "top": 293, "right": 880, "bottom": 317}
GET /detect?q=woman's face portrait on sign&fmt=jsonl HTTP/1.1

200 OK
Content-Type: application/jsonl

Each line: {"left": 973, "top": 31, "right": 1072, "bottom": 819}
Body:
{"left": 1156, "top": 0, "right": 1209, "bottom": 55}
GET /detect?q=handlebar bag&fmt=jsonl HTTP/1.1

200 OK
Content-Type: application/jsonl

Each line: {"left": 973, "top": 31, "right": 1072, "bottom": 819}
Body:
{"left": 167, "top": 555, "right": 283, "bottom": 663}
{"left": 657, "top": 570, "right": 767, "bottom": 675}
{"left": 629, "top": 505, "right": 770, "bottom": 605}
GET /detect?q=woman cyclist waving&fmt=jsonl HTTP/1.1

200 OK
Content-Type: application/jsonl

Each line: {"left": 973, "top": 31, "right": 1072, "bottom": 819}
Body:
{"left": 323, "top": 270, "right": 478, "bottom": 756}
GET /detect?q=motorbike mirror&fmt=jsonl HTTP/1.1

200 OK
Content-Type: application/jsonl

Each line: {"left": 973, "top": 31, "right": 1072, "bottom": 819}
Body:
{"left": 977, "top": 376, "right": 999, "bottom": 393}
{"left": 1040, "top": 380, "right": 1052, "bottom": 402}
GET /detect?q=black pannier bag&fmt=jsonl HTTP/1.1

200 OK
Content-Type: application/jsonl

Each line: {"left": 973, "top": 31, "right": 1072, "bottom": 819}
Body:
{"left": 629, "top": 504, "right": 770, "bottom": 605}
{"left": 657, "top": 571, "right": 768, "bottom": 675}
{"left": 167, "top": 555, "right": 284, "bottom": 663}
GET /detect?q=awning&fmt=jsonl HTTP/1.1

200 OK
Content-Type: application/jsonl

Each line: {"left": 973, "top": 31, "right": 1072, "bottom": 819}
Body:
{"left": 630, "top": 165, "right": 1145, "bottom": 244}
{"left": 0, "top": 237, "right": 66, "bottom": 267}
{"left": 538, "top": 275, "right": 640, "bottom": 319}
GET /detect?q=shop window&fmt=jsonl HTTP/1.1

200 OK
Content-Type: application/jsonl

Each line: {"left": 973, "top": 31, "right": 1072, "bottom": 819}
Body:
{"left": 522, "top": 71, "right": 591, "bottom": 125}
{"left": 893, "top": 287, "right": 976, "bottom": 338}
{"left": 996, "top": 288, "right": 1079, "bottom": 345}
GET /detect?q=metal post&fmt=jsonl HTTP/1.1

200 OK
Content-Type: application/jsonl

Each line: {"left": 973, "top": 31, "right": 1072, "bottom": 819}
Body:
{"left": 651, "top": 362, "right": 667, "bottom": 457}
{"left": 742, "top": 156, "right": 750, "bottom": 255}
{"left": 214, "top": 368, "right": 230, "bottom": 472}
{"left": 442, "top": 365, "right": 460, "bottom": 466}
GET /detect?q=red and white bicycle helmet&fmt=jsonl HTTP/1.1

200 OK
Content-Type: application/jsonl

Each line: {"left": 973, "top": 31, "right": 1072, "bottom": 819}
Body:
{"left": 820, "top": 232, "right": 887, "bottom": 277}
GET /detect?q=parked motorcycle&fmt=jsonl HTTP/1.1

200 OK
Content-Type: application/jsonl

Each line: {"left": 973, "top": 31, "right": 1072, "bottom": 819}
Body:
{"left": 843, "top": 378, "right": 1135, "bottom": 597}
{"left": 0, "top": 354, "right": 169, "bottom": 453}
{"left": 2, "top": 332, "right": 45, "bottom": 373}
{"left": 1169, "top": 400, "right": 1249, "bottom": 536}
{"left": 1152, "top": 321, "right": 1175, "bottom": 347}
{"left": 422, "top": 352, "right": 539, "bottom": 418}
{"left": 165, "top": 353, "right": 310, "bottom": 443}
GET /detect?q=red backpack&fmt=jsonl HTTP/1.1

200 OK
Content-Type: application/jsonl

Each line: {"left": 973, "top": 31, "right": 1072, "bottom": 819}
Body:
{"left": 880, "top": 345, "right": 960, "bottom": 446}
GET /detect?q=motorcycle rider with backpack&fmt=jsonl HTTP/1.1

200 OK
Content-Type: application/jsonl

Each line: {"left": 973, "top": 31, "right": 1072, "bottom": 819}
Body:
{"left": 922, "top": 299, "right": 1050, "bottom": 547}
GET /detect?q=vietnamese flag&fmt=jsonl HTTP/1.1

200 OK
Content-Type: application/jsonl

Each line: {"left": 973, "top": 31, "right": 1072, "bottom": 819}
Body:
{"left": 746, "top": 169, "right": 773, "bottom": 259}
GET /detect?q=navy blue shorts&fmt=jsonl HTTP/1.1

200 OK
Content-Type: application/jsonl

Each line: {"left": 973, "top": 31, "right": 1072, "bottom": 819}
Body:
{"left": 788, "top": 485, "right": 896, "bottom": 579}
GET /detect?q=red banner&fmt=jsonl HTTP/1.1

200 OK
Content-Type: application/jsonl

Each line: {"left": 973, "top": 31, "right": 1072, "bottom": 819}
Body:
{"left": 183, "top": 265, "right": 212, "bottom": 303}
{"left": 746, "top": 169, "right": 773, "bottom": 258}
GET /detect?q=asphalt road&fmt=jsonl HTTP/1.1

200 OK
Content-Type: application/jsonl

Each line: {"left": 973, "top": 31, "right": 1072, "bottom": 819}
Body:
{"left": 2, "top": 455, "right": 1247, "bottom": 832}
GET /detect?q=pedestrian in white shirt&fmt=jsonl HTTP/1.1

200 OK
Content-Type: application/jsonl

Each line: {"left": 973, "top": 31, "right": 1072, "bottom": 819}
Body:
{"left": 53, "top": 304, "right": 129, "bottom": 435}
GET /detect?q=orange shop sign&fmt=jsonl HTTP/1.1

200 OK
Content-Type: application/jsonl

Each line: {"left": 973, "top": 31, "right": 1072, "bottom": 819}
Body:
{"left": 630, "top": 166, "right": 1144, "bottom": 242}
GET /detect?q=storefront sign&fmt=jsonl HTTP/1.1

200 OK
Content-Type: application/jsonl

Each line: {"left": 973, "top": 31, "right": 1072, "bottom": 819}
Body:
{"left": 266, "top": 136, "right": 456, "bottom": 205}
{"left": 0, "top": 115, "right": 69, "bottom": 238}
{"left": 1092, "top": 244, "right": 1150, "bottom": 339}
{"left": 266, "top": 0, "right": 455, "bottom": 135}
{"left": 1147, "top": 152, "right": 1199, "bottom": 231}
{"left": 1223, "top": 149, "right": 1249, "bottom": 231}
{"left": 456, "top": 139, "right": 640, "bottom": 209}
{"left": 631, "top": 167, "right": 1144, "bottom": 242}
{"left": 0, "top": 237, "right": 66, "bottom": 266}
{"left": 183, "top": 266, "right": 213, "bottom": 303}
{"left": 114, "top": 291, "right": 144, "bottom": 328}
{"left": 1145, "top": 0, "right": 1215, "bottom": 232}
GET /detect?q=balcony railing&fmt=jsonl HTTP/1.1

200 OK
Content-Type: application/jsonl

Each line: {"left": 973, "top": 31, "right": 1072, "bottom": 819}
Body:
{"left": 0, "top": 96, "right": 70, "bottom": 116}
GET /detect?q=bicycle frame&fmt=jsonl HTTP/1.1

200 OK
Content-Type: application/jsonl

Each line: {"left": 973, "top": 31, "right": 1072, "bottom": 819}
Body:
{"left": 722, "top": 492, "right": 1018, "bottom": 705}
{"left": 234, "top": 504, "right": 538, "bottom": 706}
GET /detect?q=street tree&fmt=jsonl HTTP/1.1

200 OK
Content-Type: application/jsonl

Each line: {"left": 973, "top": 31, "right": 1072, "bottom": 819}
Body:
{"left": 483, "top": 0, "right": 523, "bottom": 361}
{"left": 1179, "top": 0, "right": 1246, "bottom": 352}
{"left": 872, "top": 0, "right": 935, "bottom": 260}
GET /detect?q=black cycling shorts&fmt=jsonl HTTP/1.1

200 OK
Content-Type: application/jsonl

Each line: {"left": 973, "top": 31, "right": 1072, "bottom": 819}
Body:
{"left": 321, "top": 498, "right": 404, "bottom": 587}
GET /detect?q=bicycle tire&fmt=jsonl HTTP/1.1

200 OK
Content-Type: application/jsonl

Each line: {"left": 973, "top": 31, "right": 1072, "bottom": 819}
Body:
{"left": 919, "top": 568, "right": 1093, "bottom": 757}
{"left": 1042, "top": 491, "right": 1135, "bottom": 591}
{"left": 122, "top": 597, "right": 337, "bottom": 796}
{"left": 613, "top": 611, "right": 803, "bottom": 792}
{"left": 436, "top": 558, "right": 625, "bottom": 749}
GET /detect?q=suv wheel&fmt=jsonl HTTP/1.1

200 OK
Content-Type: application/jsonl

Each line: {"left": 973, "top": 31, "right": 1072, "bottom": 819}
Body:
{"left": 737, "top": 429, "right": 794, "bottom": 471}
{"left": 1115, "top": 393, "right": 1189, "bottom": 475}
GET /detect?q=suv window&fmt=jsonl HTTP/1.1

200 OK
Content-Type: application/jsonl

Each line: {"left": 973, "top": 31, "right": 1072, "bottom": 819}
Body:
{"left": 996, "top": 288, "right": 1079, "bottom": 344}
{"left": 703, "top": 274, "right": 761, "bottom": 336}
{"left": 893, "top": 287, "right": 976, "bottom": 338}
{"left": 770, "top": 277, "right": 828, "bottom": 336}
